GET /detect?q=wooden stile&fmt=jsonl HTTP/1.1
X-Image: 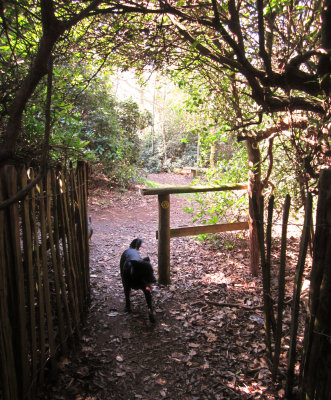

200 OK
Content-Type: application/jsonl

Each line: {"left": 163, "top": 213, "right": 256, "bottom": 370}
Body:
{"left": 142, "top": 183, "right": 249, "bottom": 284}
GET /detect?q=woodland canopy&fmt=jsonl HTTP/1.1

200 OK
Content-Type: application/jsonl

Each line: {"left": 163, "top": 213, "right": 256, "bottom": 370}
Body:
{"left": 0, "top": 2, "right": 331, "bottom": 398}
{"left": 0, "top": 0, "right": 330, "bottom": 160}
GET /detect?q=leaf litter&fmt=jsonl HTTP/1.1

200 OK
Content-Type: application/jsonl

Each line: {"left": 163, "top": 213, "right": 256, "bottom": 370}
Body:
{"left": 39, "top": 173, "right": 304, "bottom": 400}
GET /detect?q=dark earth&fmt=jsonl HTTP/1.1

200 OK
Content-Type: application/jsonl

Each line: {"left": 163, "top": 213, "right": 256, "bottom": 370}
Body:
{"left": 40, "top": 173, "right": 307, "bottom": 400}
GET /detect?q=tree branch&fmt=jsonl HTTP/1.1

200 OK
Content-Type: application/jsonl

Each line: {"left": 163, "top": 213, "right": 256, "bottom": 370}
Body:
{"left": 257, "top": 0, "right": 272, "bottom": 76}
{"left": 262, "top": 138, "right": 274, "bottom": 190}
{"left": 237, "top": 119, "right": 309, "bottom": 142}
{"left": 0, "top": 56, "right": 53, "bottom": 210}
{"left": 228, "top": 0, "right": 245, "bottom": 50}
{"left": 210, "top": 0, "right": 220, "bottom": 25}
{"left": 167, "top": 14, "right": 240, "bottom": 70}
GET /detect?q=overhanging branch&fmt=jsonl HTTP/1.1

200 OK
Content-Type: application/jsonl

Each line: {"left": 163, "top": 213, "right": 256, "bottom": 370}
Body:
{"left": 237, "top": 119, "right": 309, "bottom": 142}
{"left": 0, "top": 56, "right": 53, "bottom": 210}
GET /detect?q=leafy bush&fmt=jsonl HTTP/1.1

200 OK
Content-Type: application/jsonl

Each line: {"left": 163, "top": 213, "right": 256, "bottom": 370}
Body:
{"left": 16, "top": 65, "right": 152, "bottom": 186}
{"left": 185, "top": 141, "right": 248, "bottom": 225}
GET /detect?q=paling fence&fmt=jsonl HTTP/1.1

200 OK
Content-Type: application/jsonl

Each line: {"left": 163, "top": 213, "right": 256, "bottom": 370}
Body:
{"left": 253, "top": 169, "right": 331, "bottom": 399}
{"left": 0, "top": 162, "right": 90, "bottom": 400}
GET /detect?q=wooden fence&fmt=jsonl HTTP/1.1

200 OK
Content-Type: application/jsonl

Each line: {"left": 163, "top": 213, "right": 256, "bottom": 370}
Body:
{"left": 141, "top": 183, "right": 248, "bottom": 284}
{"left": 252, "top": 169, "right": 331, "bottom": 398}
{"left": 0, "top": 162, "right": 90, "bottom": 400}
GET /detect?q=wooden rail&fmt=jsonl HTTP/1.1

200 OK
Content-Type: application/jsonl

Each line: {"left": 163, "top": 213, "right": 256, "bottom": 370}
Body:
{"left": 156, "top": 221, "right": 249, "bottom": 239}
{"left": 141, "top": 183, "right": 248, "bottom": 284}
{"left": 140, "top": 183, "right": 247, "bottom": 196}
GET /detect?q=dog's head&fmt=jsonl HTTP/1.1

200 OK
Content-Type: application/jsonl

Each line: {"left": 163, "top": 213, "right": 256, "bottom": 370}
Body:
{"left": 130, "top": 259, "right": 156, "bottom": 287}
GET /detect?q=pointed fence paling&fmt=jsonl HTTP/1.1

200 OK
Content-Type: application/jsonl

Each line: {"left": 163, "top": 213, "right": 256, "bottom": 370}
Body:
{"left": 252, "top": 174, "right": 331, "bottom": 397}
{"left": 253, "top": 191, "right": 312, "bottom": 388}
{"left": 0, "top": 162, "right": 90, "bottom": 400}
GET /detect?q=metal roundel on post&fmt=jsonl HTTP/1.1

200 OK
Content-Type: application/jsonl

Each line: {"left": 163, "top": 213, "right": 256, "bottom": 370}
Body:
{"left": 161, "top": 200, "right": 170, "bottom": 209}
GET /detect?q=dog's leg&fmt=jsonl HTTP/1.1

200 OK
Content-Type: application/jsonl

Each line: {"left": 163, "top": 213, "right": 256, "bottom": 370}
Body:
{"left": 124, "top": 285, "right": 131, "bottom": 312}
{"left": 143, "top": 288, "right": 155, "bottom": 323}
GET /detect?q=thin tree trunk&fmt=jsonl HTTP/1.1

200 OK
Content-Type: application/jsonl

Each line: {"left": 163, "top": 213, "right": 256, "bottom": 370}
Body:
{"left": 246, "top": 139, "right": 262, "bottom": 276}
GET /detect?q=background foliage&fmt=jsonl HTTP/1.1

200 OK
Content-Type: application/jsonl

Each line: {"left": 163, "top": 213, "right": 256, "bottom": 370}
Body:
{"left": 0, "top": 0, "right": 330, "bottom": 206}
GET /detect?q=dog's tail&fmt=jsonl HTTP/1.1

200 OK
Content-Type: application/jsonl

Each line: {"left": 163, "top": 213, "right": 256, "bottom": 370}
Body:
{"left": 130, "top": 238, "right": 143, "bottom": 250}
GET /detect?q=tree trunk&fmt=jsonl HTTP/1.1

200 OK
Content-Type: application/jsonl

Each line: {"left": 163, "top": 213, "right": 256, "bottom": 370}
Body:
{"left": 0, "top": 0, "right": 101, "bottom": 165}
{"left": 301, "top": 169, "right": 331, "bottom": 399}
{"left": 0, "top": 1, "right": 65, "bottom": 164}
{"left": 246, "top": 139, "right": 262, "bottom": 276}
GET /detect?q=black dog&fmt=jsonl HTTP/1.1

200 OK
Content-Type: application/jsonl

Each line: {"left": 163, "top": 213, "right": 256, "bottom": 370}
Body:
{"left": 120, "top": 238, "right": 156, "bottom": 322}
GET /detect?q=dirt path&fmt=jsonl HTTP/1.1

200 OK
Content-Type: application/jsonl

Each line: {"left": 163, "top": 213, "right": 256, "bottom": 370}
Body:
{"left": 43, "top": 174, "right": 280, "bottom": 400}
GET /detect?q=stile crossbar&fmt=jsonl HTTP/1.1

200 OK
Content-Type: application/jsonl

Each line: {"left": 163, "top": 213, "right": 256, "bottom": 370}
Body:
{"left": 140, "top": 183, "right": 248, "bottom": 284}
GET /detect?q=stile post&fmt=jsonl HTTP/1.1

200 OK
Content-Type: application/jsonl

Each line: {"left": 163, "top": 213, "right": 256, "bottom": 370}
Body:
{"left": 158, "top": 194, "right": 171, "bottom": 284}
{"left": 141, "top": 183, "right": 248, "bottom": 284}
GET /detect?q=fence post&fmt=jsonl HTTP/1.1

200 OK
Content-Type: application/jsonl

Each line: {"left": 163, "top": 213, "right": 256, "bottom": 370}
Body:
{"left": 158, "top": 194, "right": 171, "bottom": 285}
{"left": 0, "top": 166, "right": 19, "bottom": 399}
{"left": 301, "top": 169, "right": 331, "bottom": 399}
